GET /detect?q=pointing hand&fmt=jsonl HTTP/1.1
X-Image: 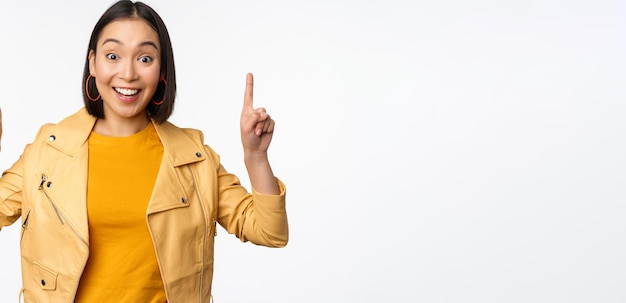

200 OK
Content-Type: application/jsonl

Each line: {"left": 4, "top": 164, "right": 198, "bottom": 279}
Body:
{"left": 240, "top": 73, "right": 274, "bottom": 154}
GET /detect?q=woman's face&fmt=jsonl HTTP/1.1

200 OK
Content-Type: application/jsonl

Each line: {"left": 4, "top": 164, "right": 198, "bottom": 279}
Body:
{"left": 89, "top": 18, "right": 161, "bottom": 125}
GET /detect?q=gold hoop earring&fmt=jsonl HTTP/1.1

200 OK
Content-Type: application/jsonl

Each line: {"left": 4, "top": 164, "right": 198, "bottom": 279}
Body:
{"left": 85, "top": 75, "right": 100, "bottom": 102}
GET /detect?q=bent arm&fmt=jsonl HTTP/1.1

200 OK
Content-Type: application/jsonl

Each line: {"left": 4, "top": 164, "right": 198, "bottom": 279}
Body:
{"left": 208, "top": 145, "right": 288, "bottom": 248}
{"left": 216, "top": 164, "right": 288, "bottom": 247}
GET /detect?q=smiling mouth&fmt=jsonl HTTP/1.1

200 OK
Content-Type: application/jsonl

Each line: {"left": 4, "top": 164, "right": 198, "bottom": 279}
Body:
{"left": 114, "top": 87, "right": 140, "bottom": 96}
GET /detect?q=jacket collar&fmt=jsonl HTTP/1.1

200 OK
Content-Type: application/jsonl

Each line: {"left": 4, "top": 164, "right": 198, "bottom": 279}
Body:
{"left": 45, "top": 108, "right": 205, "bottom": 166}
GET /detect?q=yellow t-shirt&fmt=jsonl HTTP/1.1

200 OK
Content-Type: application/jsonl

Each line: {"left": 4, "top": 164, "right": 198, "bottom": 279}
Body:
{"left": 75, "top": 123, "right": 166, "bottom": 303}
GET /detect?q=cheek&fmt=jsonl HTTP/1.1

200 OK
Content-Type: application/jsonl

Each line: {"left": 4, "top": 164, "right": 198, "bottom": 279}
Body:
{"left": 93, "top": 60, "right": 115, "bottom": 80}
{"left": 145, "top": 67, "right": 162, "bottom": 88}
{"left": 93, "top": 71, "right": 111, "bottom": 92}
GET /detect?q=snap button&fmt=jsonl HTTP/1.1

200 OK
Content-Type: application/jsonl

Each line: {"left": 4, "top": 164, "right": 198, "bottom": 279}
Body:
{"left": 195, "top": 152, "right": 202, "bottom": 157}
{"left": 181, "top": 197, "right": 187, "bottom": 203}
{"left": 46, "top": 182, "right": 52, "bottom": 188}
{"left": 48, "top": 135, "right": 56, "bottom": 141}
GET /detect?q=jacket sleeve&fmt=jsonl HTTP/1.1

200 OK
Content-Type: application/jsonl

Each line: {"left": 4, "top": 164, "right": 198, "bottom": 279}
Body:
{"left": 0, "top": 124, "right": 49, "bottom": 231}
{"left": 0, "top": 153, "right": 25, "bottom": 231}
{"left": 207, "top": 146, "right": 289, "bottom": 248}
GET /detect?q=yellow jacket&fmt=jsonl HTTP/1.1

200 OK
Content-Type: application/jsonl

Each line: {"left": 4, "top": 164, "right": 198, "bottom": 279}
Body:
{"left": 0, "top": 108, "right": 288, "bottom": 302}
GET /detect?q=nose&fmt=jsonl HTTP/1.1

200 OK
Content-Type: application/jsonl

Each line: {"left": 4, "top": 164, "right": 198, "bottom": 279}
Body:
{"left": 118, "top": 59, "right": 139, "bottom": 81}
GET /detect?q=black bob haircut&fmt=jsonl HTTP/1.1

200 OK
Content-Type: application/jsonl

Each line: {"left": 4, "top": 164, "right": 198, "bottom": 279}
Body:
{"left": 82, "top": 0, "right": 176, "bottom": 124}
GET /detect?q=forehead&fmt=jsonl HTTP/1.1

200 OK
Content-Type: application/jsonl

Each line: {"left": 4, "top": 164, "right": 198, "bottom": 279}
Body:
{"left": 98, "top": 18, "right": 160, "bottom": 48}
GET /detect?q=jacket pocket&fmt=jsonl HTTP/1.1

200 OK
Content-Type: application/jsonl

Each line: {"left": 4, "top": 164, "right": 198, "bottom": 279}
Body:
{"left": 32, "top": 262, "right": 58, "bottom": 291}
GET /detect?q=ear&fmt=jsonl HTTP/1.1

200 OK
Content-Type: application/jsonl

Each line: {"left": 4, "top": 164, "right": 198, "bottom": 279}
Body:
{"left": 88, "top": 50, "right": 96, "bottom": 76}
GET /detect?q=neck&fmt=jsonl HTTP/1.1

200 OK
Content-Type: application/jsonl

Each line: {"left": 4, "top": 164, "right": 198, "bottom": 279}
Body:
{"left": 93, "top": 116, "right": 150, "bottom": 137}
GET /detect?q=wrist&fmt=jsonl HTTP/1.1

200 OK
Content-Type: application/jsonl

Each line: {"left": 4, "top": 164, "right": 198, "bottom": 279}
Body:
{"left": 244, "top": 151, "right": 269, "bottom": 166}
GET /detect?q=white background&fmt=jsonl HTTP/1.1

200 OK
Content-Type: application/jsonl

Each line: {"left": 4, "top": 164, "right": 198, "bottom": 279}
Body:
{"left": 1, "top": 0, "right": 625, "bottom": 302}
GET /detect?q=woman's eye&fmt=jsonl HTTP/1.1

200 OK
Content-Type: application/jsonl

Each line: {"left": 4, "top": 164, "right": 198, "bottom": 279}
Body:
{"left": 106, "top": 53, "right": 118, "bottom": 60}
{"left": 139, "top": 56, "right": 152, "bottom": 63}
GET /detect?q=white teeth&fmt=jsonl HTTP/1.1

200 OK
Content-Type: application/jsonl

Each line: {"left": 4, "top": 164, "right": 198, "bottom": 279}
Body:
{"left": 115, "top": 87, "right": 139, "bottom": 96}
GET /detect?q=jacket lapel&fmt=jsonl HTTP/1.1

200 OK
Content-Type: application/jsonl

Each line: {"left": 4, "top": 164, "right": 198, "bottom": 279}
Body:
{"left": 147, "top": 121, "right": 206, "bottom": 214}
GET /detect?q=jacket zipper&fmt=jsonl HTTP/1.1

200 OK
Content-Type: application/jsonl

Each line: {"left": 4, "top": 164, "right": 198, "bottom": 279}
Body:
{"left": 39, "top": 175, "right": 65, "bottom": 225}
{"left": 22, "top": 210, "right": 31, "bottom": 228}
{"left": 20, "top": 210, "right": 31, "bottom": 242}
{"left": 38, "top": 174, "right": 87, "bottom": 244}
{"left": 39, "top": 175, "right": 89, "bottom": 246}
{"left": 189, "top": 165, "right": 208, "bottom": 303}
{"left": 39, "top": 174, "right": 89, "bottom": 302}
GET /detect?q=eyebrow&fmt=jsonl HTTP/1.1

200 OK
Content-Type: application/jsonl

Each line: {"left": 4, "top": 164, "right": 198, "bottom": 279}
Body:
{"left": 101, "top": 38, "right": 159, "bottom": 51}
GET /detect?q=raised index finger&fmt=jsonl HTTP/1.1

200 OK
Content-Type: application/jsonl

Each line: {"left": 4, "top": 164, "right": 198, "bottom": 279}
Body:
{"left": 244, "top": 73, "right": 254, "bottom": 109}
